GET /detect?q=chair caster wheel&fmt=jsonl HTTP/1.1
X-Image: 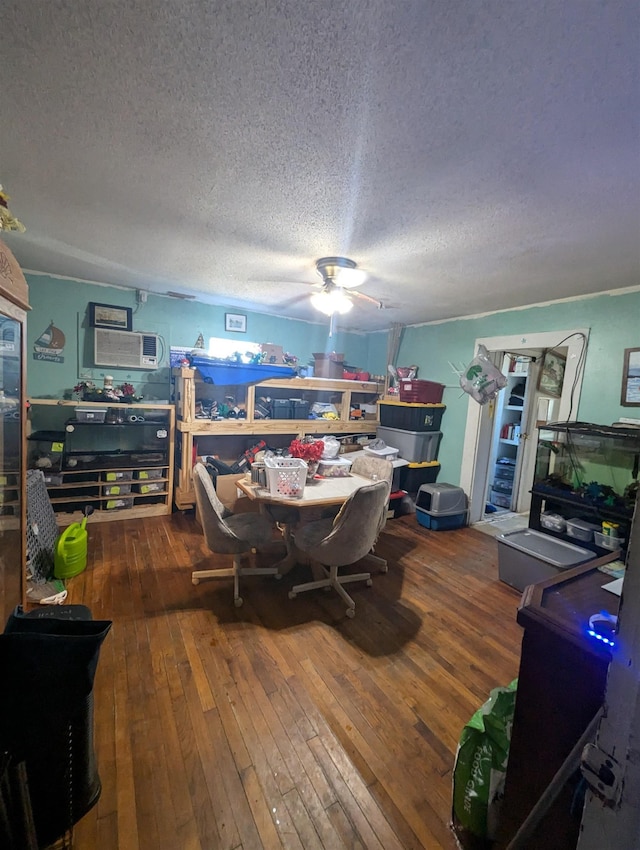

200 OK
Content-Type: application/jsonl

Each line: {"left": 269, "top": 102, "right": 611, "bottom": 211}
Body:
{"left": 234, "top": 597, "right": 243, "bottom": 608}
{"left": 274, "top": 573, "right": 283, "bottom": 581}
{"left": 346, "top": 608, "right": 355, "bottom": 618}
{"left": 192, "top": 577, "right": 200, "bottom": 585}
{"left": 288, "top": 591, "right": 297, "bottom": 599}
{"left": 366, "top": 579, "right": 373, "bottom": 587}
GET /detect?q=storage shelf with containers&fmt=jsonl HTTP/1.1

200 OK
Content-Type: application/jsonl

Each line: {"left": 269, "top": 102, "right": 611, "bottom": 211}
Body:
{"left": 487, "top": 357, "right": 530, "bottom": 511}
{"left": 376, "top": 379, "right": 446, "bottom": 493}
{"left": 172, "top": 366, "right": 382, "bottom": 509}
{"left": 27, "top": 399, "right": 175, "bottom": 523}
{"left": 528, "top": 420, "right": 639, "bottom": 557}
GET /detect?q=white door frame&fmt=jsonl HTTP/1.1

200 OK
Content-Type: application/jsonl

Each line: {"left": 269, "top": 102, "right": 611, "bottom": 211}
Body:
{"left": 460, "top": 328, "right": 589, "bottom": 524}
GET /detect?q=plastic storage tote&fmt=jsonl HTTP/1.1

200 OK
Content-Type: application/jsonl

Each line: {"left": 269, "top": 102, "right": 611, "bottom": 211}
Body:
{"left": 496, "top": 529, "right": 594, "bottom": 592}
{"left": 378, "top": 401, "right": 446, "bottom": 432}
{"left": 399, "top": 380, "right": 445, "bottom": 404}
{"left": 376, "top": 426, "right": 442, "bottom": 463}
{"left": 399, "top": 461, "right": 440, "bottom": 492}
{"left": 593, "top": 530, "right": 624, "bottom": 551}
{"left": 566, "top": 518, "right": 601, "bottom": 543}
{"left": 490, "top": 489, "right": 511, "bottom": 508}
{"left": 540, "top": 512, "right": 566, "bottom": 533}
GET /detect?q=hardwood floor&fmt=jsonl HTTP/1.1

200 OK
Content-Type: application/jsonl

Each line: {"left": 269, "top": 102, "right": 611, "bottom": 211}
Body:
{"left": 67, "top": 511, "right": 523, "bottom": 849}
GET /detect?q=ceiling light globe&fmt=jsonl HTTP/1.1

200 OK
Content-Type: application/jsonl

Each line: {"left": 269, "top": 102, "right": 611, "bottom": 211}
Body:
{"left": 310, "top": 290, "right": 353, "bottom": 316}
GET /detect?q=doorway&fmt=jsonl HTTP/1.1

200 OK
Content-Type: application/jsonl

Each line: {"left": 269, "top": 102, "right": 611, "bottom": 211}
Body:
{"left": 459, "top": 329, "right": 589, "bottom": 525}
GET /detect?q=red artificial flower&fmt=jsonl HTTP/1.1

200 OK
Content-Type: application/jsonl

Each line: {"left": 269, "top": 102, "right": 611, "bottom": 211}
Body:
{"left": 289, "top": 438, "right": 324, "bottom": 462}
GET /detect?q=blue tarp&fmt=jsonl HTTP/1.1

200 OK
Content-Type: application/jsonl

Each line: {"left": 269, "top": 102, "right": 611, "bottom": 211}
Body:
{"left": 190, "top": 356, "right": 296, "bottom": 385}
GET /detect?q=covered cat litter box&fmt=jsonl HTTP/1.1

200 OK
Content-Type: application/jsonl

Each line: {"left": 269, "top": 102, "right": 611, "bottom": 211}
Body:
{"left": 497, "top": 529, "right": 594, "bottom": 592}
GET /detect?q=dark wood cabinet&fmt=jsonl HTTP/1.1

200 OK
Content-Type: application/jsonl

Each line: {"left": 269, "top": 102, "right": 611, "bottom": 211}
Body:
{"left": 496, "top": 556, "right": 619, "bottom": 849}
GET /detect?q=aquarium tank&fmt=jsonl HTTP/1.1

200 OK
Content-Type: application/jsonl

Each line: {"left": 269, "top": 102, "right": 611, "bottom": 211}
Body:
{"left": 534, "top": 421, "right": 640, "bottom": 518}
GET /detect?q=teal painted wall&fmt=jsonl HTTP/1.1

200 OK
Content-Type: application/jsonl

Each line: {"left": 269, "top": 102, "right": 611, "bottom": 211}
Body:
{"left": 26, "top": 274, "right": 372, "bottom": 399}
{"left": 397, "top": 289, "right": 640, "bottom": 485}
{"left": 26, "top": 273, "right": 640, "bottom": 490}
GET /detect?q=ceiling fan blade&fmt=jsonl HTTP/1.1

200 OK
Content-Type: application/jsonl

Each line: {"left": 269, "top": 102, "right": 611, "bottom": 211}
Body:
{"left": 351, "top": 289, "right": 384, "bottom": 309}
{"left": 274, "top": 293, "right": 311, "bottom": 310}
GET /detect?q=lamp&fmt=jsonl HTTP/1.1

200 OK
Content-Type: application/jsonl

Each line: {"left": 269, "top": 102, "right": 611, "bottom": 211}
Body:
{"left": 310, "top": 288, "right": 354, "bottom": 315}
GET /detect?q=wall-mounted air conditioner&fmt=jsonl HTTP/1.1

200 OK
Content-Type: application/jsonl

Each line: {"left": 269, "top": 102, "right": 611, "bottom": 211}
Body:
{"left": 94, "top": 328, "right": 159, "bottom": 369}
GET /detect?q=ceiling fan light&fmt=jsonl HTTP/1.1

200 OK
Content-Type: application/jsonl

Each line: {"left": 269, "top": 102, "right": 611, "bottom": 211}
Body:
{"left": 310, "top": 289, "right": 353, "bottom": 315}
{"left": 334, "top": 267, "right": 367, "bottom": 288}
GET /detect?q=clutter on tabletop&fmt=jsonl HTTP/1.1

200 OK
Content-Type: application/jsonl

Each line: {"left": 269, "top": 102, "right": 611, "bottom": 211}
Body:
{"left": 73, "top": 377, "right": 143, "bottom": 403}
{"left": 320, "top": 436, "right": 340, "bottom": 459}
{"left": 289, "top": 438, "right": 324, "bottom": 463}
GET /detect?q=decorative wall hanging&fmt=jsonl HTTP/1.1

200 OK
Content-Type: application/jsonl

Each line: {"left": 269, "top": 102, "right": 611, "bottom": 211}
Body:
{"left": 33, "top": 319, "right": 66, "bottom": 364}
{"left": 225, "top": 313, "right": 246, "bottom": 333}
{"left": 88, "top": 302, "right": 133, "bottom": 331}
{"left": 537, "top": 349, "right": 566, "bottom": 398}
{"left": 621, "top": 347, "right": 640, "bottom": 406}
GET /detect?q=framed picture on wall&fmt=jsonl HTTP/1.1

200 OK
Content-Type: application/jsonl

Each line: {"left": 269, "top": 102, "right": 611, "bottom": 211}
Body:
{"left": 225, "top": 313, "right": 247, "bottom": 333}
{"left": 621, "top": 347, "right": 640, "bottom": 406}
{"left": 89, "top": 302, "right": 133, "bottom": 331}
{"left": 537, "top": 349, "right": 566, "bottom": 397}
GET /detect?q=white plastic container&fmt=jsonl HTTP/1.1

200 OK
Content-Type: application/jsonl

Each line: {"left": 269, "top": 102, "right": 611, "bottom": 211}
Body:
{"left": 363, "top": 444, "right": 399, "bottom": 460}
{"left": 317, "top": 457, "right": 353, "bottom": 478}
{"left": 593, "top": 530, "right": 624, "bottom": 551}
{"left": 264, "top": 456, "right": 307, "bottom": 498}
{"left": 566, "top": 517, "right": 601, "bottom": 543}
{"left": 76, "top": 408, "right": 107, "bottom": 423}
{"left": 540, "top": 512, "right": 567, "bottom": 533}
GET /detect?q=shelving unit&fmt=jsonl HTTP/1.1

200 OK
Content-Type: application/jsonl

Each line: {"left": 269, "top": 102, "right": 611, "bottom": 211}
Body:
{"left": 173, "top": 367, "right": 381, "bottom": 509}
{"left": 487, "top": 357, "right": 530, "bottom": 510}
{"left": 27, "top": 399, "right": 175, "bottom": 523}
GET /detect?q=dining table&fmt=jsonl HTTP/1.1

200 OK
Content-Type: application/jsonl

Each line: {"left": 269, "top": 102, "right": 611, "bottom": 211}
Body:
{"left": 236, "top": 472, "right": 373, "bottom": 575}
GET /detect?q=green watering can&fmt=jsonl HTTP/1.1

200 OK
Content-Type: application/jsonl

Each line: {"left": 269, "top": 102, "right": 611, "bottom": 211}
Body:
{"left": 53, "top": 506, "right": 93, "bottom": 579}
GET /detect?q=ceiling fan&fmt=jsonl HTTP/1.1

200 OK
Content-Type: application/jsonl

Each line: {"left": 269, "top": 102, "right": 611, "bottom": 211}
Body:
{"left": 310, "top": 257, "right": 384, "bottom": 316}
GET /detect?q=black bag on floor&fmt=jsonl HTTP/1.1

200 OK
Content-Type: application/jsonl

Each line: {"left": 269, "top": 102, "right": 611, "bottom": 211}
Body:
{"left": 0, "top": 605, "right": 112, "bottom": 848}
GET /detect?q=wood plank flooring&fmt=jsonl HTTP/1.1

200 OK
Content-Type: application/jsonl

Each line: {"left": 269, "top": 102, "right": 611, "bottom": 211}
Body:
{"left": 66, "top": 511, "right": 524, "bottom": 849}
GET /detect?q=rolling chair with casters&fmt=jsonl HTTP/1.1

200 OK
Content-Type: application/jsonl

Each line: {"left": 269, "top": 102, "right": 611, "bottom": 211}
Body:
{"left": 349, "top": 454, "right": 394, "bottom": 573}
{"left": 192, "top": 462, "right": 280, "bottom": 607}
{"left": 289, "top": 479, "right": 391, "bottom": 617}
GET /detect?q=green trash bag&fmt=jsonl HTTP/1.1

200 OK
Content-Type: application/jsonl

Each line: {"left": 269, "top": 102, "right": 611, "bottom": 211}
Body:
{"left": 451, "top": 679, "right": 518, "bottom": 850}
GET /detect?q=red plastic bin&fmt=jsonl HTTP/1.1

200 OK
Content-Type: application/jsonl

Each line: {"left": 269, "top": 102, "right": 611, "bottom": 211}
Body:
{"left": 399, "top": 379, "right": 445, "bottom": 404}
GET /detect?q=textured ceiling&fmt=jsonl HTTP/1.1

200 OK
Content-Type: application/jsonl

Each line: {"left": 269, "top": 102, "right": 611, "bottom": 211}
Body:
{"left": 1, "top": 0, "right": 639, "bottom": 331}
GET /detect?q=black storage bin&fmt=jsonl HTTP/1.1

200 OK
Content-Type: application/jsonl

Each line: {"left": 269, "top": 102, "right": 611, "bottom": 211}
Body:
{"left": 290, "top": 399, "right": 310, "bottom": 419}
{"left": 270, "top": 398, "right": 292, "bottom": 419}
{"left": 399, "top": 461, "right": 440, "bottom": 492}
{"left": 0, "top": 605, "right": 111, "bottom": 849}
{"left": 379, "top": 402, "right": 446, "bottom": 432}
